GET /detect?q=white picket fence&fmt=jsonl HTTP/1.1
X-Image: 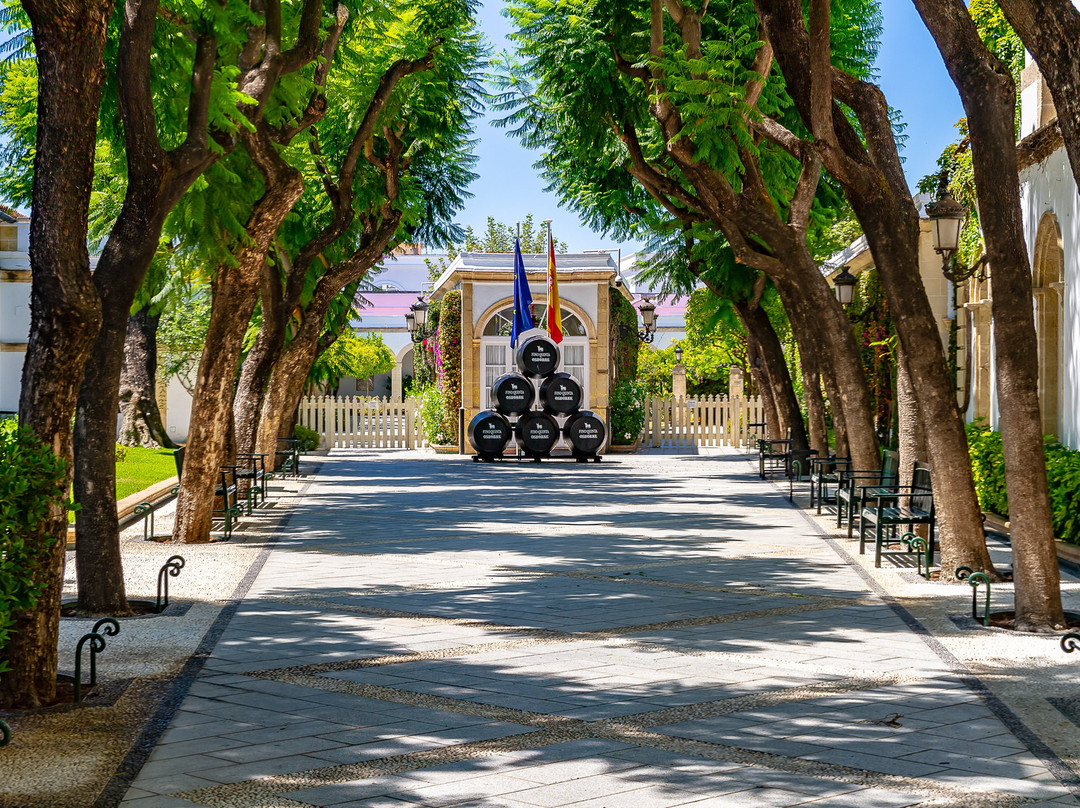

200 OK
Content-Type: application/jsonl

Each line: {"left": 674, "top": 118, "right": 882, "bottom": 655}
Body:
{"left": 641, "top": 394, "right": 766, "bottom": 449}
{"left": 297, "top": 393, "right": 765, "bottom": 452}
{"left": 298, "top": 396, "right": 422, "bottom": 449}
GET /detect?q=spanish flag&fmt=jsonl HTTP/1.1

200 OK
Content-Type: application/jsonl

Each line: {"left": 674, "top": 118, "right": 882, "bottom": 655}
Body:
{"left": 547, "top": 230, "right": 563, "bottom": 344}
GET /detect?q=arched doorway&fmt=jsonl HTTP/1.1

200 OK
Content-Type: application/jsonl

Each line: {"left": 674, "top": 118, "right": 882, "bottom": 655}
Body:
{"left": 1033, "top": 212, "right": 1065, "bottom": 438}
{"left": 479, "top": 304, "right": 590, "bottom": 409}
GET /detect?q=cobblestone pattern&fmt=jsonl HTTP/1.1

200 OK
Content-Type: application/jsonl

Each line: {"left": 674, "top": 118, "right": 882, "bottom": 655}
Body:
{"left": 120, "top": 452, "right": 1080, "bottom": 808}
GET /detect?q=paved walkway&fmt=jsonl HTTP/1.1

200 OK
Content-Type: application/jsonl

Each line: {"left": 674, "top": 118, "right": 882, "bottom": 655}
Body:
{"left": 122, "top": 451, "right": 1080, "bottom": 808}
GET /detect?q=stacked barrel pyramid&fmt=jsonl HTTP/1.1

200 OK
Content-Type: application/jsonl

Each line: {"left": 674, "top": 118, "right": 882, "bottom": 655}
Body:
{"left": 468, "top": 328, "right": 607, "bottom": 462}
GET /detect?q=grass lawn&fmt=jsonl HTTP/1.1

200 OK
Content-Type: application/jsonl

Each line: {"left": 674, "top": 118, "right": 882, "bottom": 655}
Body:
{"left": 116, "top": 446, "right": 177, "bottom": 501}
{"left": 70, "top": 446, "right": 178, "bottom": 522}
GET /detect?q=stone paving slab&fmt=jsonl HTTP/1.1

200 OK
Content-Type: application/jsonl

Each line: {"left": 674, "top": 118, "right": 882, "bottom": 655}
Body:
{"left": 117, "top": 451, "right": 1080, "bottom": 808}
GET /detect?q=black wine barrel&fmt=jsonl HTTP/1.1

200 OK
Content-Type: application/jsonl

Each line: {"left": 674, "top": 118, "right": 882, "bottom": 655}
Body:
{"left": 467, "top": 411, "right": 512, "bottom": 458}
{"left": 539, "top": 372, "right": 583, "bottom": 415}
{"left": 564, "top": 410, "right": 607, "bottom": 456}
{"left": 491, "top": 373, "right": 535, "bottom": 416}
{"left": 516, "top": 333, "right": 560, "bottom": 378}
{"left": 515, "top": 411, "right": 560, "bottom": 457}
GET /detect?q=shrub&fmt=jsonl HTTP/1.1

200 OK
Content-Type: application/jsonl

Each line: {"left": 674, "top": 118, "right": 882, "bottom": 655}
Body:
{"left": 0, "top": 421, "right": 69, "bottom": 675}
{"left": 417, "top": 384, "right": 456, "bottom": 445}
{"left": 610, "top": 381, "right": 646, "bottom": 445}
{"left": 294, "top": 425, "right": 321, "bottom": 452}
{"left": 966, "top": 420, "right": 1080, "bottom": 545}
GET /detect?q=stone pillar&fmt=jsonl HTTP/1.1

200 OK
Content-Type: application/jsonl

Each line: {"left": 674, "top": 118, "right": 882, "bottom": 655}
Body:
{"left": 672, "top": 363, "right": 687, "bottom": 400}
{"left": 728, "top": 366, "right": 744, "bottom": 398}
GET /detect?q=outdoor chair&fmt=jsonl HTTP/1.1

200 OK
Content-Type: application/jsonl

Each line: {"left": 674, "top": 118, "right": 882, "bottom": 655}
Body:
{"left": 859, "top": 464, "right": 935, "bottom": 569}
{"left": 173, "top": 446, "right": 241, "bottom": 539}
{"left": 836, "top": 449, "right": 900, "bottom": 537}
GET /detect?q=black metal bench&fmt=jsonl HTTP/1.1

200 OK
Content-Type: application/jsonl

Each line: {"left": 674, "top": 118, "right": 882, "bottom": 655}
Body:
{"left": 276, "top": 438, "right": 300, "bottom": 477}
{"left": 759, "top": 428, "right": 793, "bottom": 479}
{"left": 173, "top": 446, "right": 241, "bottom": 539}
{"left": 860, "top": 465, "right": 935, "bottom": 569}
{"left": 836, "top": 449, "right": 900, "bottom": 536}
{"left": 809, "top": 454, "right": 852, "bottom": 512}
{"left": 232, "top": 453, "right": 269, "bottom": 514}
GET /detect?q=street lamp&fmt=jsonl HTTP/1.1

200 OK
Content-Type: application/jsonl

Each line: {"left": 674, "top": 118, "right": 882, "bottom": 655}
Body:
{"left": 405, "top": 310, "right": 416, "bottom": 335}
{"left": 674, "top": 346, "right": 683, "bottom": 364}
{"left": 410, "top": 296, "right": 429, "bottom": 331}
{"left": 926, "top": 173, "right": 985, "bottom": 283}
{"left": 638, "top": 296, "right": 657, "bottom": 343}
{"left": 832, "top": 265, "right": 858, "bottom": 307}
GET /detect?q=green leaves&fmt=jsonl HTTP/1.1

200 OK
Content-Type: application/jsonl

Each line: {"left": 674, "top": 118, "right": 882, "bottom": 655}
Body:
{"left": 0, "top": 421, "right": 69, "bottom": 676}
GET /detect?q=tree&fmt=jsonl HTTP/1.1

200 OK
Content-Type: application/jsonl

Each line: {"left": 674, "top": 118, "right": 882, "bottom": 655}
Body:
{"left": 172, "top": 1, "right": 351, "bottom": 544}
{"left": 238, "top": 0, "right": 483, "bottom": 470}
{"left": 995, "top": 1, "right": 1080, "bottom": 200}
{"left": 911, "top": 0, "right": 1064, "bottom": 629}
{"left": 500, "top": 0, "right": 883, "bottom": 462}
{"left": 751, "top": 0, "right": 996, "bottom": 578}
{"left": 0, "top": 0, "right": 112, "bottom": 708}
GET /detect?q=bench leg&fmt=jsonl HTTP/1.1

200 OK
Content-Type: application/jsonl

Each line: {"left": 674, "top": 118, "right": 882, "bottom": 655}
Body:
{"left": 859, "top": 516, "right": 867, "bottom": 555}
{"left": 874, "top": 521, "right": 884, "bottom": 567}
{"left": 836, "top": 496, "right": 844, "bottom": 528}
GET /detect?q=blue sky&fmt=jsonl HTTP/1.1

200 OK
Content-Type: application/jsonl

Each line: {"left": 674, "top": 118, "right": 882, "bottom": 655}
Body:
{"left": 457, "top": 0, "right": 966, "bottom": 253}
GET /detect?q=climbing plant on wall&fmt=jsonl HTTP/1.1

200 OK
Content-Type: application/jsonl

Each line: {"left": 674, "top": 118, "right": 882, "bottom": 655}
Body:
{"left": 436, "top": 290, "right": 463, "bottom": 439}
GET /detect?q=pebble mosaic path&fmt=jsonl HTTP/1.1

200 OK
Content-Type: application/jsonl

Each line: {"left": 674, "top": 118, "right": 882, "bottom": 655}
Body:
{"left": 120, "top": 451, "right": 1080, "bottom": 808}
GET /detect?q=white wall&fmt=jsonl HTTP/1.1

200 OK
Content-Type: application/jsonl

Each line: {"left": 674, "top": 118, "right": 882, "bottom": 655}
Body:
{"left": 1019, "top": 147, "right": 1080, "bottom": 448}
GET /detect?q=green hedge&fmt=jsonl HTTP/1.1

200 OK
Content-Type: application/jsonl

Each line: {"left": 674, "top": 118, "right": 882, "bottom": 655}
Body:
{"left": 0, "top": 421, "right": 69, "bottom": 675}
{"left": 966, "top": 421, "right": 1080, "bottom": 545}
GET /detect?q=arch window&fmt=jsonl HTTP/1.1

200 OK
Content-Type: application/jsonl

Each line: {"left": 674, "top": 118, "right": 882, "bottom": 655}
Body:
{"left": 480, "top": 305, "right": 590, "bottom": 409}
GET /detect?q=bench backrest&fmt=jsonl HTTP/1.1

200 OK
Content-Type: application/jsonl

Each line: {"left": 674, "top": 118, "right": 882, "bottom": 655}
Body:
{"left": 880, "top": 449, "right": 899, "bottom": 483}
{"left": 174, "top": 446, "right": 185, "bottom": 480}
{"left": 911, "top": 464, "right": 933, "bottom": 514}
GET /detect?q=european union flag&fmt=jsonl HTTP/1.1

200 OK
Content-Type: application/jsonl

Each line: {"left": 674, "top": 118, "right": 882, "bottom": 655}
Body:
{"left": 510, "top": 237, "right": 535, "bottom": 347}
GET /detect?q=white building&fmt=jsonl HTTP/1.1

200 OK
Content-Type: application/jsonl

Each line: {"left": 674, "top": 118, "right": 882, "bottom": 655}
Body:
{"left": 0, "top": 207, "right": 32, "bottom": 416}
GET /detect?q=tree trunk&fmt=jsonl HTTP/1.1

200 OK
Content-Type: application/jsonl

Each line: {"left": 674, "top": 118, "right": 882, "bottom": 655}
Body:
{"left": 234, "top": 256, "right": 287, "bottom": 455}
{"left": 256, "top": 324, "right": 323, "bottom": 464}
{"left": 752, "top": 0, "right": 996, "bottom": 579}
{"left": 0, "top": 0, "right": 112, "bottom": 709}
{"left": 73, "top": 0, "right": 219, "bottom": 614}
{"left": 173, "top": 142, "right": 305, "bottom": 543}
{"left": 914, "top": 0, "right": 1064, "bottom": 628}
{"left": 734, "top": 297, "right": 805, "bottom": 448}
{"left": 745, "top": 335, "right": 782, "bottom": 441}
{"left": 997, "top": 1, "right": 1080, "bottom": 203}
{"left": 773, "top": 264, "right": 879, "bottom": 469}
{"left": 800, "top": 360, "right": 828, "bottom": 456}
{"left": 895, "top": 348, "right": 924, "bottom": 488}
{"left": 119, "top": 307, "right": 174, "bottom": 448}
{"left": 173, "top": 265, "right": 262, "bottom": 542}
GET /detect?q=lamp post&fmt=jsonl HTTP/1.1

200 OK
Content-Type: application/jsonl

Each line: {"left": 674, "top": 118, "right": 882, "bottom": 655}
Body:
{"left": 638, "top": 296, "right": 657, "bottom": 343}
{"left": 410, "top": 295, "right": 429, "bottom": 335}
{"left": 674, "top": 345, "right": 683, "bottom": 364}
{"left": 926, "top": 173, "right": 985, "bottom": 283}
{"left": 832, "top": 265, "right": 858, "bottom": 307}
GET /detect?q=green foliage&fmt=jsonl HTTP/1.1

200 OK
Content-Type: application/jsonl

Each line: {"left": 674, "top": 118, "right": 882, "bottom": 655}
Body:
{"left": 293, "top": 425, "right": 321, "bottom": 452}
{"left": 609, "top": 381, "right": 646, "bottom": 445}
{"left": 436, "top": 290, "right": 462, "bottom": 441}
{"left": 0, "top": 421, "right": 69, "bottom": 675}
{"left": 847, "top": 269, "right": 895, "bottom": 443}
{"left": 609, "top": 288, "right": 640, "bottom": 387}
{"left": 966, "top": 420, "right": 1080, "bottom": 545}
{"left": 966, "top": 420, "right": 1009, "bottom": 517}
{"left": 308, "top": 332, "right": 394, "bottom": 395}
{"left": 636, "top": 345, "right": 674, "bottom": 397}
{"left": 416, "top": 384, "right": 457, "bottom": 445}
